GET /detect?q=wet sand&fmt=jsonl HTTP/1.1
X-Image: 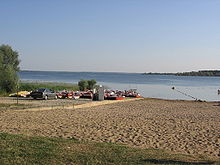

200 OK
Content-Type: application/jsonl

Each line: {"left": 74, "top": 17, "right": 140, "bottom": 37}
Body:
{"left": 0, "top": 98, "right": 219, "bottom": 159}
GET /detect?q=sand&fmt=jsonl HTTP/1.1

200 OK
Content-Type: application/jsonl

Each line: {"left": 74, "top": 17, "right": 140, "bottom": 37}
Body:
{"left": 0, "top": 98, "right": 219, "bottom": 159}
{"left": 0, "top": 97, "right": 91, "bottom": 107}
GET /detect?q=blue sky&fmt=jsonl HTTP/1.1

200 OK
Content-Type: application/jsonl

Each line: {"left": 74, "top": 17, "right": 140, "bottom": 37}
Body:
{"left": 0, "top": 0, "right": 219, "bottom": 73}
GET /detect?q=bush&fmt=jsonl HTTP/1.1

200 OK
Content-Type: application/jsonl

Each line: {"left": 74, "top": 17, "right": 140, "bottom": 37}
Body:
{"left": 78, "top": 80, "right": 88, "bottom": 91}
{"left": 87, "top": 79, "right": 97, "bottom": 90}
{"left": 78, "top": 79, "right": 97, "bottom": 91}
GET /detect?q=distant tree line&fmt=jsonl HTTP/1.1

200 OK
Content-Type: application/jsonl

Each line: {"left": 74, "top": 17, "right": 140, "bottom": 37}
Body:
{"left": 0, "top": 45, "right": 20, "bottom": 93}
{"left": 175, "top": 70, "right": 220, "bottom": 76}
{"left": 143, "top": 72, "right": 174, "bottom": 75}
{"left": 143, "top": 70, "right": 220, "bottom": 77}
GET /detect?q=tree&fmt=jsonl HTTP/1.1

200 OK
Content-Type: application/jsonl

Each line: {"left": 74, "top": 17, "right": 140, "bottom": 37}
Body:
{"left": 78, "top": 79, "right": 97, "bottom": 91}
{"left": 0, "top": 45, "right": 20, "bottom": 93}
{"left": 87, "top": 79, "right": 97, "bottom": 90}
{"left": 78, "top": 79, "right": 88, "bottom": 91}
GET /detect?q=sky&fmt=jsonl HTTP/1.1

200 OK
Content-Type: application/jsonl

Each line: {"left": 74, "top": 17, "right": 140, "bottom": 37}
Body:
{"left": 0, "top": 0, "right": 220, "bottom": 73}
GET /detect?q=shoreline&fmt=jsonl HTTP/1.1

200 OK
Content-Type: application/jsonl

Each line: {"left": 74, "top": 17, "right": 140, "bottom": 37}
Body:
{"left": 12, "top": 79, "right": 220, "bottom": 102}
{"left": 18, "top": 71, "right": 220, "bottom": 101}
{"left": 1, "top": 95, "right": 220, "bottom": 104}
{"left": 145, "top": 97, "right": 220, "bottom": 103}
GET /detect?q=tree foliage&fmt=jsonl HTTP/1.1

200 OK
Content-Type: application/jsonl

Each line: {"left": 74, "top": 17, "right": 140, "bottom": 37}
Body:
{"left": 78, "top": 79, "right": 97, "bottom": 91}
{"left": 0, "top": 45, "right": 20, "bottom": 93}
{"left": 78, "top": 79, "right": 88, "bottom": 91}
{"left": 87, "top": 79, "right": 97, "bottom": 90}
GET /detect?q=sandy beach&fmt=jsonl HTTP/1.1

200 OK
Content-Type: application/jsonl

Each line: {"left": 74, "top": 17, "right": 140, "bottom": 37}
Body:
{"left": 0, "top": 98, "right": 219, "bottom": 159}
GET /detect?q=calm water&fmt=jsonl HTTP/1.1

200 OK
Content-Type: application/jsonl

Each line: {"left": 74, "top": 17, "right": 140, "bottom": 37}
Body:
{"left": 19, "top": 71, "right": 220, "bottom": 101}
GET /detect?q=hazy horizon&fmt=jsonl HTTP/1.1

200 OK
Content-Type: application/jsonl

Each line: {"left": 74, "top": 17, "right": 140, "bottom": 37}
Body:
{"left": 1, "top": 0, "right": 220, "bottom": 73}
{"left": 20, "top": 68, "right": 220, "bottom": 74}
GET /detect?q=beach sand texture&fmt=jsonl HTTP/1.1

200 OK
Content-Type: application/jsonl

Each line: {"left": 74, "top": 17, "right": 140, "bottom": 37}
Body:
{"left": 0, "top": 99, "right": 219, "bottom": 159}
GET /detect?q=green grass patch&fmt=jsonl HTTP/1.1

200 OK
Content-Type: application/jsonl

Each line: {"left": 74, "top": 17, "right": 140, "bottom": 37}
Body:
{"left": 0, "top": 103, "right": 27, "bottom": 108}
{"left": 0, "top": 133, "right": 218, "bottom": 165}
{"left": 19, "top": 82, "right": 79, "bottom": 91}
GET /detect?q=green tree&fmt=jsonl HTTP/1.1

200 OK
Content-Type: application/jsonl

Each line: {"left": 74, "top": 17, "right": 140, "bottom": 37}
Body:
{"left": 0, "top": 45, "right": 20, "bottom": 93}
{"left": 87, "top": 79, "right": 97, "bottom": 90}
{"left": 78, "top": 79, "right": 88, "bottom": 91}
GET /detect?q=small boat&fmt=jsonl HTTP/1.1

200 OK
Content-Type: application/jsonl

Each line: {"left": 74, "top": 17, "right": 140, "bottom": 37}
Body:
{"left": 105, "top": 94, "right": 125, "bottom": 100}
{"left": 57, "top": 90, "right": 68, "bottom": 99}
{"left": 105, "top": 96, "right": 125, "bottom": 100}
{"left": 73, "top": 95, "right": 80, "bottom": 100}
{"left": 125, "top": 89, "right": 141, "bottom": 98}
{"left": 72, "top": 91, "right": 81, "bottom": 99}
{"left": 9, "top": 91, "right": 31, "bottom": 97}
{"left": 80, "top": 91, "right": 93, "bottom": 99}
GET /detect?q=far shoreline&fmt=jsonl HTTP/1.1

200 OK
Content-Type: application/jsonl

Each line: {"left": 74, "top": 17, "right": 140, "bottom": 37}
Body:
{"left": 142, "top": 70, "right": 220, "bottom": 77}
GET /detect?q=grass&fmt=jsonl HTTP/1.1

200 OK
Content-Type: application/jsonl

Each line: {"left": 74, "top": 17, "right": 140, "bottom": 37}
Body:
{"left": 0, "top": 82, "right": 79, "bottom": 97}
{"left": 0, "top": 133, "right": 218, "bottom": 165}
{"left": 0, "top": 103, "right": 33, "bottom": 110}
{"left": 0, "top": 103, "right": 27, "bottom": 108}
{"left": 19, "top": 82, "right": 79, "bottom": 91}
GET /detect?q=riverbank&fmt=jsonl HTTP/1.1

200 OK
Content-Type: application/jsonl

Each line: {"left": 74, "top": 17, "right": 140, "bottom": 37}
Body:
{"left": 0, "top": 98, "right": 219, "bottom": 160}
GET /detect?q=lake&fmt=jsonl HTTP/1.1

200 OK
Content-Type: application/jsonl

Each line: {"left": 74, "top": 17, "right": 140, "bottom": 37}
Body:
{"left": 19, "top": 71, "right": 220, "bottom": 101}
